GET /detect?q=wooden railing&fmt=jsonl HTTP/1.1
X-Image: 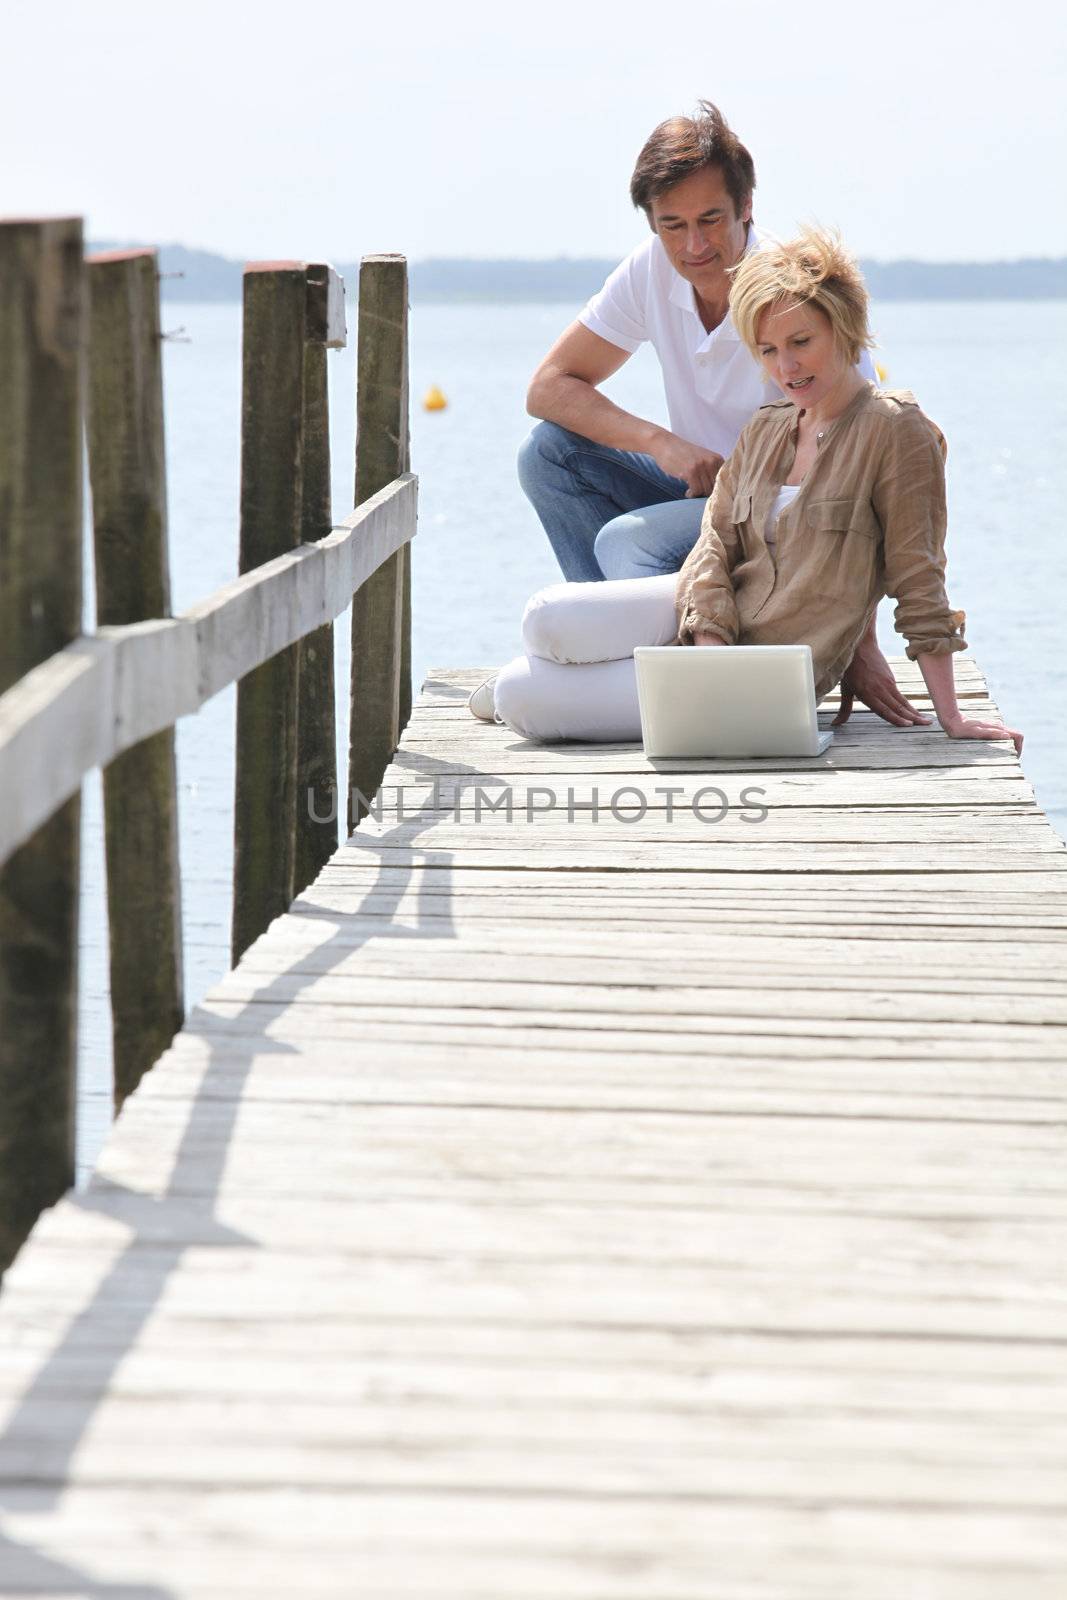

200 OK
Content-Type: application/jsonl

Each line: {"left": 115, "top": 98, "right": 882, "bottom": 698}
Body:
{"left": 0, "top": 219, "right": 417, "bottom": 1267}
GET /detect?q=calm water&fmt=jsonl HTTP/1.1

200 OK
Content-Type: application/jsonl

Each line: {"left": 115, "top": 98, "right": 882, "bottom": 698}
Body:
{"left": 77, "top": 298, "right": 1067, "bottom": 1171}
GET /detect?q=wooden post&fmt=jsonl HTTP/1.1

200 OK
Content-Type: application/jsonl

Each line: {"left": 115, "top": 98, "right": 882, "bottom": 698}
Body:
{"left": 86, "top": 248, "right": 184, "bottom": 1110}
{"left": 0, "top": 217, "right": 85, "bottom": 1269}
{"left": 293, "top": 264, "right": 342, "bottom": 896}
{"left": 349, "top": 254, "right": 411, "bottom": 823}
{"left": 231, "top": 263, "right": 306, "bottom": 963}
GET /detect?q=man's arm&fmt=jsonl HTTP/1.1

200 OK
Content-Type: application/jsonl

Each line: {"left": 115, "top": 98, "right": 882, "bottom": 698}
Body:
{"left": 527, "top": 321, "right": 724, "bottom": 498}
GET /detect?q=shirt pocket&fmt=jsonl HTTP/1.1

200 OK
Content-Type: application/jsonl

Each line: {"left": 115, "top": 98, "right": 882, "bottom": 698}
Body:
{"left": 804, "top": 496, "right": 881, "bottom": 600}
{"left": 807, "top": 497, "right": 880, "bottom": 540}
{"left": 729, "top": 489, "right": 764, "bottom": 571}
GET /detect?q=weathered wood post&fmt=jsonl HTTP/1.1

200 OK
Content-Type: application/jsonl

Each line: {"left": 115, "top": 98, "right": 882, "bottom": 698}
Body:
{"left": 293, "top": 263, "right": 346, "bottom": 897}
{"left": 349, "top": 254, "right": 411, "bottom": 821}
{"left": 0, "top": 218, "right": 85, "bottom": 1268}
{"left": 231, "top": 263, "right": 307, "bottom": 963}
{"left": 86, "top": 248, "right": 184, "bottom": 1109}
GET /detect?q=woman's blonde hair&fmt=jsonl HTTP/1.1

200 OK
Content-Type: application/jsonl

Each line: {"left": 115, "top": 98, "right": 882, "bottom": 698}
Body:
{"left": 730, "top": 227, "right": 873, "bottom": 366}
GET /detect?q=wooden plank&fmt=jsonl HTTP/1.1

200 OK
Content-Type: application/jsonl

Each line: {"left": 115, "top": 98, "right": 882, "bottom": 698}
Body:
{"left": 262, "top": 906, "right": 1067, "bottom": 938}
{"left": 0, "top": 474, "right": 417, "bottom": 867}
{"left": 347, "top": 809, "right": 1057, "bottom": 841}
{"left": 431, "top": 659, "right": 992, "bottom": 691}
{"left": 2, "top": 1391, "right": 1066, "bottom": 1507}
{"left": 5, "top": 1334, "right": 1067, "bottom": 1420}
{"left": 388, "top": 756, "right": 1034, "bottom": 782}
{"left": 193, "top": 964, "right": 1067, "bottom": 1024}
{"left": 18, "top": 1180, "right": 1067, "bottom": 1288}
{"left": 185, "top": 999, "right": 1067, "bottom": 1061}
{"left": 328, "top": 843, "right": 1067, "bottom": 879}
{"left": 0, "top": 1309, "right": 1061, "bottom": 1374}
{"left": 379, "top": 739, "right": 1023, "bottom": 772}
{"left": 234, "top": 938, "right": 1067, "bottom": 990}
{"left": 239, "top": 912, "right": 1067, "bottom": 968}
{"left": 333, "top": 842, "right": 1062, "bottom": 875}
{"left": 0, "top": 1488, "right": 1064, "bottom": 1600}
{"left": 7, "top": 1231, "right": 1067, "bottom": 1342}
{"left": 372, "top": 776, "right": 1040, "bottom": 812}
{"left": 126, "top": 1039, "right": 1067, "bottom": 1121}
{"left": 188, "top": 473, "right": 416, "bottom": 699}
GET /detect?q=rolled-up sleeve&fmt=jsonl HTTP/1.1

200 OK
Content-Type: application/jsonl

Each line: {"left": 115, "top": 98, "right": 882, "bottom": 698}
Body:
{"left": 675, "top": 452, "right": 741, "bottom": 645}
{"left": 874, "top": 408, "right": 967, "bottom": 660}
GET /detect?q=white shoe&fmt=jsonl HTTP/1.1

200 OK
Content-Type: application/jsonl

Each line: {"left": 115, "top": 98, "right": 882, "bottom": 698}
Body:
{"left": 467, "top": 674, "right": 498, "bottom": 722}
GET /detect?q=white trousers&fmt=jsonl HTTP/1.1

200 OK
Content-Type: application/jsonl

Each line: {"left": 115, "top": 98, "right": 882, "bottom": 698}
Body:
{"left": 494, "top": 575, "right": 679, "bottom": 742}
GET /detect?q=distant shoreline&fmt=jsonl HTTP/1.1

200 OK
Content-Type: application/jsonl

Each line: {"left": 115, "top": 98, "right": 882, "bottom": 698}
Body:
{"left": 90, "top": 242, "right": 1067, "bottom": 303}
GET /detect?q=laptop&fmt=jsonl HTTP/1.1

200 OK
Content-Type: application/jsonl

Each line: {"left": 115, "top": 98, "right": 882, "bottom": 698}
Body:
{"left": 634, "top": 644, "right": 834, "bottom": 759}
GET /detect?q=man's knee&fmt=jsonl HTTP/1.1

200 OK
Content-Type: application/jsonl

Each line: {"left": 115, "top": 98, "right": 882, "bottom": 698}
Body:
{"left": 517, "top": 419, "right": 581, "bottom": 491}
{"left": 594, "top": 513, "right": 645, "bottom": 579}
{"left": 595, "top": 500, "right": 702, "bottom": 579}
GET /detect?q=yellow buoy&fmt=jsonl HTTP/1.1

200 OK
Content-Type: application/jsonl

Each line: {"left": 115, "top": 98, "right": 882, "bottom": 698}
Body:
{"left": 875, "top": 361, "right": 889, "bottom": 384}
{"left": 423, "top": 384, "right": 448, "bottom": 412}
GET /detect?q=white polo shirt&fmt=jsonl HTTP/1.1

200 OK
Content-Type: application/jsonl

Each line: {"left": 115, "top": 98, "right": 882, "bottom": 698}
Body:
{"left": 578, "top": 227, "right": 876, "bottom": 458}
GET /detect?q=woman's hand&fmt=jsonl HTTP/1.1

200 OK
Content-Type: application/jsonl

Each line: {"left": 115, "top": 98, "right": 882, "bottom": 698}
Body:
{"left": 834, "top": 622, "right": 931, "bottom": 727}
{"left": 692, "top": 632, "right": 727, "bottom": 647}
{"left": 942, "top": 714, "right": 1024, "bottom": 755}
{"left": 918, "top": 654, "right": 1023, "bottom": 755}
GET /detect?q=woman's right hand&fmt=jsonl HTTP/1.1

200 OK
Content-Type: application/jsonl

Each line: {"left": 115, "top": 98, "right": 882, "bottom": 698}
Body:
{"left": 693, "top": 632, "right": 728, "bottom": 648}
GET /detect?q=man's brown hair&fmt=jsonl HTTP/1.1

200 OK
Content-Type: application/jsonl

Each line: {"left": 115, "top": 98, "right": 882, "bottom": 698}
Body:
{"left": 630, "top": 101, "right": 756, "bottom": 220}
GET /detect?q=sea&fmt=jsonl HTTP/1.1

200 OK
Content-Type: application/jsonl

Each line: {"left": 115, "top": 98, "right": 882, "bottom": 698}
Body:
{"left": 75, "top": 297, "right": 1067, "bottom": 1173}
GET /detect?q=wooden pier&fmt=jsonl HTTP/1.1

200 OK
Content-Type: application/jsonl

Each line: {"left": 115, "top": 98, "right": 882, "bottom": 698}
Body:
{"left": 2, "top": 660, "right": 1067, "bottom": 1595}
{"left": 1, "top": 216, "right": 1066, "bottom": 1596}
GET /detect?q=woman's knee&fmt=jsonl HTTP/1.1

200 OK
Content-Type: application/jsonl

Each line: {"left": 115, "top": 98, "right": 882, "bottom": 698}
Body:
{"left": 521, "top": 582, "right": 591, "bottom": 662}
{"left": 495, "top": 654, "right": 641, "bottom": 744}
{"left": 522, "top": 574, "right": 677, "bottom": 663}
{"left": 493, "top": 657, "right": 548, "bottom": 741}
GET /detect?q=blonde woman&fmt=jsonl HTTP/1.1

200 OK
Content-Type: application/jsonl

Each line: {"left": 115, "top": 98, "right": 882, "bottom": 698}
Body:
{"left": 487, "top": 229, "right": 1022, "bottom": 753}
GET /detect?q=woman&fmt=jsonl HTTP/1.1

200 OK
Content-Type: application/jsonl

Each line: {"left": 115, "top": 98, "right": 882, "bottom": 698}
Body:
{"left": 483, "top": 229, "right": 1022, "bottom": 754}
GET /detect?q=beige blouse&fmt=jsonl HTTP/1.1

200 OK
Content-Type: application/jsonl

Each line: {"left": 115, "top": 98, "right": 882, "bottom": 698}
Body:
{"left": 675, "top": 383, "right": 967, "bottom": 700}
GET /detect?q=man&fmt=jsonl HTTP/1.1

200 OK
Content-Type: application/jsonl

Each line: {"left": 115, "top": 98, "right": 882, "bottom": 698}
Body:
{"left": 517, "top": 101, "right": 926, "bottom": 727}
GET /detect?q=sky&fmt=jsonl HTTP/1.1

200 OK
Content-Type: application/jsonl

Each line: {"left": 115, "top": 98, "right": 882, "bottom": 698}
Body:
{"left": 3, "top": 0, "right": 1065, "bottom": 264}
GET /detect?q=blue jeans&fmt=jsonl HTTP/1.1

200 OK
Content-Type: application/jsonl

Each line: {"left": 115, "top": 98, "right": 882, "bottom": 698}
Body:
{"left": 517, "top": 420, "right": 707, "bottom": 581}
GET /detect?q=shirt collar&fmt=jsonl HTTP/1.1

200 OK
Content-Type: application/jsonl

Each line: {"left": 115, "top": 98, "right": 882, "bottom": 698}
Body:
{"left": 778, "top": 378, "right": 878, "bottom": 446}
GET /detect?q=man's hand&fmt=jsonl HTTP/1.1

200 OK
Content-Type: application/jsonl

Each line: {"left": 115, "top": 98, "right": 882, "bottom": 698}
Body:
{"left": 832, "top": 637, "right": 932, "bottom": 727}
{"left": 648, "top": 431, "right": 724, "bottom": 498}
